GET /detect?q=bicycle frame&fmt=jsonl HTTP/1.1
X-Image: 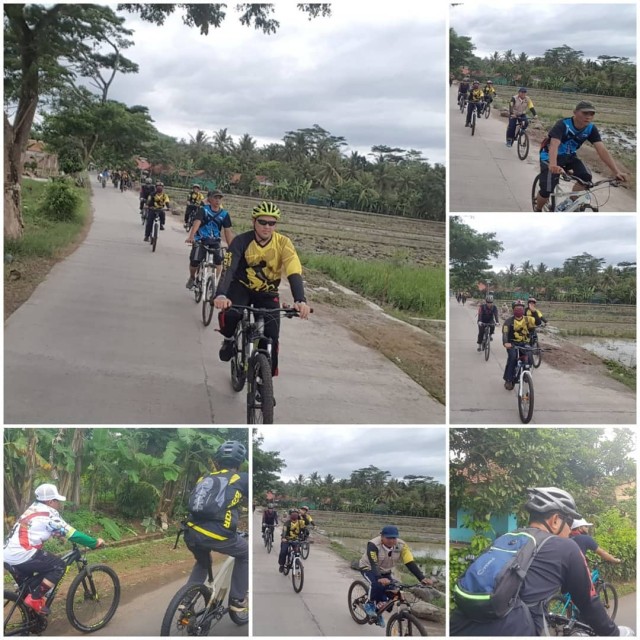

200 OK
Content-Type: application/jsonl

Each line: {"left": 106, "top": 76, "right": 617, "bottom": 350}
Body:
{"left": 203, "top": 553, "right": 236, "bottom": 613}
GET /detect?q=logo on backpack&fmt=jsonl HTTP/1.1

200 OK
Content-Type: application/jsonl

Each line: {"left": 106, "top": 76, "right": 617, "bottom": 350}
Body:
{"left": 188, "top": 473, "right": 238, "bottom": 520}
{"left": 453, "top": 528, "right": 552, "bottom": 620}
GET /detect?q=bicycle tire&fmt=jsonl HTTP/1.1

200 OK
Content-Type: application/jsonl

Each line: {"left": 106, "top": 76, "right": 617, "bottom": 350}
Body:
{"left": 518, "top": 370, "right": 534, "bottom": 424}
{"left": 230, "top": 325, "right": 246, "bottom": 392}
{"left": 151, "top": 221, "right": 158, "bottom": 252}
{"left": 531, "top": 173, "right": 556, "bottom": 212}
{"left": 266, "top": 530, "right": 273, "bottom": 554}
{"left": 4, "top": 591, "right": 31, "bottom": 636}
{"left": 484, "top": 102, "right": 491, "bottom": 118}
{"left": 596, "top": 582, "right": 618, "bottom": 621}
{"left": 471, "top": 110, "right": 476, "bottom": 136}
{"left": 517, "top": 131, "right": 530, "bottom": 160}
{"left": 160, "top": 582, "right": 213, "bottom": 636}
{"left": 292, "top": 557, "right": 304, "bottom": 593}
{"left": 347, "top": 580, "right": 370, "bottom": 624}
{"left": 202, "top": 276, "right": 214, "bottom": 326}
{"left": 386, "top": 611, "right": 428, "bottom": 636}
{"left": 484, "top": 328, "right": 491, "bottom": 362}
{"left": 193, "top": 267, "right": 203, "bottom": 304}
{"left": 228, "top": 603, "right": 249, "bottom": 626}
{"left": 66, "top": 564, "right": 120, "bottom": 633}
{"left": 459, "top": 98, "right": 465, "bottom": 114}
{"left": 247, "top": 352, "right": 274, "bottom": 424}
{"left": 579, "top": 204, "right": 598, "bottom": 212}
{"left": 531, "top": 336, "right": 542, "bottom": 369}
{"left": 301, "top": 541, "right": 310, "bottom": 560}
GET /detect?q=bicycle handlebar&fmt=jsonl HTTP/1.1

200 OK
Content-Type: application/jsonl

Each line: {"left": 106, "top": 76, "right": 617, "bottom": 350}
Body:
{"left": 230, "top": 304, "right": 314, "bottom": 317}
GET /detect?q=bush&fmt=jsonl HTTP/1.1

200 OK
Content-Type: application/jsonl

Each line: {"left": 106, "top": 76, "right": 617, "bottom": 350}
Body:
{"left": 587, "top": 508, "right": 636, "bottom": 582}
{"left": 115, "top": 481, "right": 158, "bottom": 518}
{"left": 38, "top": 179, "right": 81, "bottom": 222}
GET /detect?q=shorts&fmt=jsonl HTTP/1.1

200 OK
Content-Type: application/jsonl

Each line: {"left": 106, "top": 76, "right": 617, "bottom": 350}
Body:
{"left": 190, "top": 239, "right": 223, "bottom": 268}
{"left": 538, "top": 156, "right": 592, "bottom": 198}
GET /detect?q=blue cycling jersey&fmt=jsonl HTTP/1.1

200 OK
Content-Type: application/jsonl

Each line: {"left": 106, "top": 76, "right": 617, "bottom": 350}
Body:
{"left": 540, "top": 118, "right": 601, "bottom": 162}
{"left": 194, "top": 205, "right": 231, "bottom": 241}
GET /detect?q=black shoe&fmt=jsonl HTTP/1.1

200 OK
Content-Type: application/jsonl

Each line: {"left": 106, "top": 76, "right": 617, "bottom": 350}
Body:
{"left": 278, "top": 565, "right": 284, "bottom": 574}
{"left": 477, "top": 345, "right": 482, "bottom": 351}
{"left": 465, "top": 123, "right": 470, "bottom": 127}
{"left": 219, "top": 339, "right": 235, "bottom": 362}
{"left": 160, "top": 225, "right": 165, "bottom": 230}
{"left": 143, "top": 237, "right": 149, "bottom": 242}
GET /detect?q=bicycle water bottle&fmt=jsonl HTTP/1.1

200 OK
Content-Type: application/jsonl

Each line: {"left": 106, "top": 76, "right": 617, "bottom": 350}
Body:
{"left": 556, "top": 199, "right": 571, "bottom": 211}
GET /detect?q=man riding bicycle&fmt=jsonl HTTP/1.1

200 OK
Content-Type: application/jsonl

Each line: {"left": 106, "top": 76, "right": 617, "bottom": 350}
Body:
{"left": 185, "top": 189, "right": 234, "bottom": 290}
{"left": 569, "top": 519, "right": 622, "bottom": 564}
{"left": 184, "top": 183, "right": 205, "bottom": 229}
{"left": 183, "top": 440, "right": 248, "bottom": 614}
{"left": 457, "top": 76, "right": 470, "bottom": 106}
{"left": 213, "top": 201, "right": 311, "bottom": 377}
{"left": 143, "top": 182, "right": 170, "bottom": 242}
{"left": 3, "top": 484, "right": 105, "bottom": 614}
{"left": 298, "top": 505, "right": 315, "bottom": 540}
{"left": 139, "top": 177, "right": 155, "bottom": 216}
{"left": 502, "top": 299, "right": 540, "bottom": 390}
{"left": 278, "top": 509, "right": 306, "bottom": 573}
{"left": 465, "top": 81, "right": 485, "bottom": 126}
{"left": 506, "top": 87, "right": 537, "bottom": 147}
{"left": 533, "top": 100, "right": 627, "bottom": 212}
{"left": 261, "top": 503, "right": 279, "bottom": 540}
{"left": 450, "top": 487, "right": 633, "bottom": 636}
{"left": 483, "top": 80, "right": 496, "bottom": 108}
{"left": 477, "top": 294, "right": 499, "bottom": 351}
{"left": 358, "top": 525, "right": 433, "bottom": 628}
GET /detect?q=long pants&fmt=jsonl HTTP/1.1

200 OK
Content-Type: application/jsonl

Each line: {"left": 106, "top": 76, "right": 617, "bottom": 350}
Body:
{"left": 503, "top": 341, "right": 528, "bottom": 382}
{"left": 185, "top": 533, "right": 248, "bottom": 601}
{"left": 144, "top": 208, "right": 166, "bottom": 239}
{"left": 362, "top": 570, "right": 392, "bottom": 604}
{"left": 506, "top": 115, "right": 528, "bottom": 143}
{"left": 477, "top": 323, "right": 496, "bottom": 344}
{"left": 466, "top": 101, "right": 483, "bottom": 125}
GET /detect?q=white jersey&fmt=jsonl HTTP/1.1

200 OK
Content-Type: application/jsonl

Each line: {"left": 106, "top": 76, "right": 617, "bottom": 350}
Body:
{"left": 4, "top": 501, "right": 76, "bottom": 565}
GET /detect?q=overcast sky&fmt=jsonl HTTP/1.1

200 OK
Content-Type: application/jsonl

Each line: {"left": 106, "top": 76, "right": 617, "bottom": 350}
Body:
{"left": 257, "top": 427, "right": 446, "bottom": 484}
{"left": 457, "top": 215, "right": 637, "bottom": 272}
{"left": 450, "top": 4, "right": 636, "bottom": 62}
{"left": 105, "top": 3, "right": 446, "bottom": 164}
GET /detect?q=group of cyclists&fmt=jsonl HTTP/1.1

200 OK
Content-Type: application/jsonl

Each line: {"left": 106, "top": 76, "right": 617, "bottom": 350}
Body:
{"left": 457, "top": 77, "right": 496, "bottom": 127}
{"left": 260, "top": 504, "right": 315, "bottom": 572}
{"left": 98, "top": 168, "right": 133, "bottom": 191}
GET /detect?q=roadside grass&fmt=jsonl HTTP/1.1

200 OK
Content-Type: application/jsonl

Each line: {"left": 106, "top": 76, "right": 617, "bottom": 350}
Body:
{"left": 604, "top": 360, "right": 636, "bottom": 391}
{"left": 557, "top": 327, "right": 636, "bottom": 339}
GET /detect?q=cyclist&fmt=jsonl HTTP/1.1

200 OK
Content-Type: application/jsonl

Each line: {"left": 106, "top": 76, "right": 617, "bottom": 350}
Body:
{"left": 213, "top": 201, "right": 311, "bottom": 377}
{"left": 298, "top": 505, "right": 315, "bottom": 540}
{"left": 119, "top": 169, "right": 129, "bottom": 192}
{"left": 278, "top": 509, "right": 306, "bottom": 573}
{"left": 3, "top": 484, "right": 105, "bottom": 614}
{"left": 465, "top": 80, "right": 485, "bottom": 126}
{"left": 506, "top": 87, "right": 537, "bottom": 148}
{"left": 185, "top": 189, "right": 234, "bottom": 290}
{"left": 143, "top": 181, "right": 170, "bottom": 242}
{"left": 457, "top": 76, "right": 470, "bottom": 107}
{"left": 477, "top": 294, "right": 499, "bottom": 351}
{"left": 139, "top": 177, "right": 155, "bottom": 216}
{"left": 184, "top": 183, "right": 205, "bottom": 229}
{"left": 111, "top": 169, "right": 120, "bottom": 188}
{"left": 534, "top": 100, "right": 628, "bottom": 212}
{"left": 183, "top": 441, "right": 248, "bottom": 614}
{"left": 569, "top": 519, "right": 622, "bottom": 564}
{"left": 450, "top": 487, "right": 631, "bottom": 636}
{"left": 502, "top": 299, "right": 540, "bottom": 390}
{"left": 261, "top": 503, "right": 279, "bottom": 541}
{"left": 483, "top": 80, "right": 496, "bottom": 109}
{"left": 358, "top": 525, "right": 433, "bottom": 628}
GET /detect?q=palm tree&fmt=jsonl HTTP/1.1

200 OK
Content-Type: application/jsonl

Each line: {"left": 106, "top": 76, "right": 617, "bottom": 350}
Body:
{"left": 212, "top": 128, "right": 235, "bottom": 155}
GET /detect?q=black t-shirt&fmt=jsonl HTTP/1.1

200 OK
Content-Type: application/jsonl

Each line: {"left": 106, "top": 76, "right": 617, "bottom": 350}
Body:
{"left": 570, "top": 533, "right": 599, "bottom": 557}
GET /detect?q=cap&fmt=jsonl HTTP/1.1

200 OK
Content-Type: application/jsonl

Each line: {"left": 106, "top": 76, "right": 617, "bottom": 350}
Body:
{"left": 518, "top": 87, "right": 527, "bottom": 93}
{"left": 575, "top": 100, "right": 596, "bottom": 112}
{"left": 571, "top": 518, "right": 593, "bottom": 530}
{"left": 207, "top": 189, "right": 224, "bottom": 197}
{"left": 35, "top": 483, "right": 66, "bottom": 502}
{"left": 381, "top": 525, "right": 399, "bottom": 538}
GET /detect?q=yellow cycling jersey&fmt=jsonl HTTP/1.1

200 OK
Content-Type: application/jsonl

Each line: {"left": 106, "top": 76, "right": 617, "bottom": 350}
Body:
{"left": 147, "top": 192, "right": 170, "bottom": 209}
{"left": 188, "top": 191, "right": 205, "bottom": 206}
{"left": 282, "top": 518, "right": 306, "bottom": 541}
{"left": 503, "top": 315, "right": 537, "bottom": 343}
{"left": 469, "top": 88, "right": 484, "bottom": 102}
{"left": 484, "top": 85, "right": 496, "bottom": 96}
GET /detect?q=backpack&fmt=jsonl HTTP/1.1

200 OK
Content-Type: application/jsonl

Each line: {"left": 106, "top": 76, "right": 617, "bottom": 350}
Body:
{"left": 453, "top": 528, "right": 552, "bottom": 620}
{"left": 188, "top": 472, "right": 238, "bottom": 520}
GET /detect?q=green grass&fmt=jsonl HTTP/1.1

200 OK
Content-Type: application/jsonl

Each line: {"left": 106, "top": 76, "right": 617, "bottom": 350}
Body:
{"left": 5, "top": 178, "right": 91, "bottom": 259}
{"left": 301, "top": 253, "right": 445, "bottom": 319}
{"left": 604, "top": 360, "right": 636, "bottom": 390}
{"left": 557, "top": 327, "right": 636, "bottom": 339}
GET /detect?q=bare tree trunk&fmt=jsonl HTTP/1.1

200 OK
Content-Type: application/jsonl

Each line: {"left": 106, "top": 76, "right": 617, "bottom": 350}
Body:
{"left": 20, "top": 429, "right": 39, "bottom": 511}
{"left": 4, "top": 113, "right": 26, "bottom": 240}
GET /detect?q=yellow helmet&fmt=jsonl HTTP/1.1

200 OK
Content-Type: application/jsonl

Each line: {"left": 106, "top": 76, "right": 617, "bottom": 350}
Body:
{"left": 252, "top": 201, "right": 281, "bottom": 220}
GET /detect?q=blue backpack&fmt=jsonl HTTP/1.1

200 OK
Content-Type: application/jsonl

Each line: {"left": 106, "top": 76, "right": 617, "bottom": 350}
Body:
{"left": 453, "top": 528, "right": 552, "bottom": 620}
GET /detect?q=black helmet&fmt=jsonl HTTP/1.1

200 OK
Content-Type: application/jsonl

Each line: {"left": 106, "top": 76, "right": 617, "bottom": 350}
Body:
{"left": 486, "top": 294, "right": 494, "bottom": 303}
{"left": 214, "top": 441, "right": 247, "bottom": 467}
{"left": 525, "top": 487, "right": 581, "bottom": 519}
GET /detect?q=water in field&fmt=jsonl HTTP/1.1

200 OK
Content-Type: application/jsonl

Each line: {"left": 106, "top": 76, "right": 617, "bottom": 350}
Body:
{"left": 330, "top": 536, "right": 446, "bottom": 561}
{"left": 570, "top": 337, "right": 636, "bottom": 367}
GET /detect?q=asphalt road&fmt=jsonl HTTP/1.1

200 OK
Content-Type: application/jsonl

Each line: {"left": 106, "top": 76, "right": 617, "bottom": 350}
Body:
{"left": 449, "top": 87, "right": 636, "bottom": 212}
{"left": 449, "top": 297, "right": 636, "bottom": 424}
{"left": 616, "top": 592, "right": 637, "bottom": 630}
{"left": 4, "top": 182, "right": 444, "bottom": 424}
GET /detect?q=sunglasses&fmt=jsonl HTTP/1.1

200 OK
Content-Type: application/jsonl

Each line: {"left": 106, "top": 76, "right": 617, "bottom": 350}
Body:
{"left": 212, "top": 195, "right": 223, "bottom": 199}
{"left": 256, "top": 219, "right": 277, "bottom": 227}
{"left": 580, "top": 111, "right": 595, "bottom": 116}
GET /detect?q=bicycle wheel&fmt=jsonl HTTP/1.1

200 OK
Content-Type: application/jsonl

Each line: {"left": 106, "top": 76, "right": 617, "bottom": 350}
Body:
{"left": 66, "top": 565, "right": 120, "bottom": 632}
{"left": 579, "top": 204, "right": 599, "bottom": 212}
{"left": 193, "top": 267, "right": 203, "bottom": 304}
{"left": 230, "top": 325, "right": 246, "bottom": 392}
{"left": 151, "top": 221, "right": 158, "bottom": 253}
{"left": 202, "top": 276, "right": 215, "bottom": 326}
{"left": 484, "top": 329, "right": 491, "bottom": 362}
{"left": 266, "top": 530, "right": 273, "bottom": 554}
{"left": 517, "top": 131, "right": 530, "bottom": 160}
{"left": 531, "top": 337, "right": 542, "bottom": 369}
{"left": 386, "top": 611, "right": 428, "bottom": 636}
{"left": 301, "top": 541, "right": 310, "bottom": 560}
{"left": 228, "top": 598, "right": 249, "bottom": 626}
{"left": 247, "top": 352, "right": 274, "bottom": 424}
{"left": 484, "top": 102, "right": 491, "bottom": 118}
{"left": 518, "top": 370, "right": 534, "bottom": 424}
{"left": 347, "top": 580, "right": 370, "bottom": 624}
{"left": 459, "top": 98, "right": 465, "bottom": 114}
{"left": 291, "top": 557, "right": 304, "bottom": 593}
{"left": 596, "top": 582, "right": 618, "bottom": 620}
{"left": 471, "top": 110, "right": 476, "bottom": 136}
{"left": 4, "top": 591, "right": 31, "bottom": 636}
{"left": 160, "top": 582, "right": 212, "bottom": 636}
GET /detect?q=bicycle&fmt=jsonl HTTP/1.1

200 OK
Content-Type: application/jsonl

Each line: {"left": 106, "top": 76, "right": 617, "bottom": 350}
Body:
{"left": 140, "top": 202, "right": 148, "bottom": 226}
{"left": 531, "top": 170, "right": 622, "bottom": 212}
{"left": 228, "top": 305, "right": 310, "bottom": 424}
{"left": 512, "top": 115, "right": 530, "bottom": 160}
{"left": 479, "top": 322, "right": 496, "bottom": 362}
{"left": 160, "top": 532, "right": 249, "bottom": 635}
{"left": 263, "top": 525, "right": 274, "bottom": 554}
{"left": 483, "top": 97, "right": 492, "bottom": 119}
{"left": 148, "top": 207, "right": 167, "bottom": 253}
{"left": 298, "top": 527, "right": 312, "bottom": 560}
{"left": 347, "top": 576, "right": 428, "bottom": 636}
{"left": 458, "top": 93, "right": 467, "bottom": 114}
{"left": 509, "top": 344, "right": 540, "bottom": 424}
{"left": 546, "top": 611, "right": 596, "bottom": 636}
{"left": 468, "top": 102, "right": 481, "bottom": 136}
{"left": 281, "top": 540, "right": 308, "bottom": 593}
{"left": 3, "top": 542, "right": 120, "bottom": 636}
{"left": 100, "top": 175, "right": 106, "bottom": 188}
{"left": 529, "top": 325, "right": 546, "bottom": 369}
{"left": 192, "top": 240, "right": 223, "bottom": 326}
{"left": 184, "top": 205, "right": 199, "bottom": 232}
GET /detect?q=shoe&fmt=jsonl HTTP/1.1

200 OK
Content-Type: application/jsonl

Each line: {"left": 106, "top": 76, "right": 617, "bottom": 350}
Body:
{"left": 24, "top": 594, "right": 49, "bottom": 615}
{"left": 376, "top": 614, "right": 385, "bottom": 628}
{"left": 364, "top": 602, "right": 377, "bottom": 617}
{"left": 477, "top": 345, "right": 482, "bottom": 351}
{"left": 506, "top": 141, "right": 513, "bottom": 147}
{"left": 278, "top": 565, "right": 284, "bottom": 574}
{"left": 504, "top": 381, "right": 514, "bottom": 390}
{"left": 490, "top": 336, "right": 493, "bottom": 341}
{"left": 186, "top": 277, "right": 195, "bottom": 290}
{"left": 465, "top": 123, "right": 470, "bottom": 127}
{"left": 219, "top": 338, "right": 235, "bottom": 362}
{"left": 229, "top": 597, "right": 248, "bottom": 612}
{"left": 160, "top": 225, "right": 165, "bottom": 230}
{"left": 143, "top": 236, "right": 149, "bottom": 242}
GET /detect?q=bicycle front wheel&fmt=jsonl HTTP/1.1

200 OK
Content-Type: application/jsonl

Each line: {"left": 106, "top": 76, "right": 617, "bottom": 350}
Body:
{"left": 517, "top": 131, "right": 530, "bottom": 160}
{"left": 292, "top": 558, "right": 304, "bottom": 593}
{"left": 597, "top": 582, "right": 618, "bottom": 620}
{"left": 484, "top": 102, "right": 491, "bottom": 118}
{"left": 532, "top": 339, "right": 542, "bottom": 369}
{"left": 266, "top": 530, "right": 273, "bottom": 554}
{"left": 484, "top": 329, "right": 491, "bottom": 362}
{"left": 66, "top": 564, "right": 120, "bottom": 632}
{"left": 4, "top": 591, "right": 31, "bottom": 636}
{"left": 151, "top": 222, "right": 159, "bottom": 252}
{"left": 230, "top": 325, "right": 246, "bottom": 392}
{"left": 160, "top": 583, "right": 212, "bottom": 636}
{"left": 202, "top": 276, "right": 215, "bottom": 326}
{"left": 386, "top": 611, "right": 428, "bottom": 636}
{"left": 471, "top": 111, "right": 476, "bottom": 136}
{"left": 518, "top": 371, "right": 534, "bottom": 424}
{"left": 194, "top": 267, "right": 203, "bottom": 304}
{"left": 301, "top": 541, "right": 310, "bottom": 560}
{"left": 248, "top": 353, "right": 274, "bottom": 424}
{"left": 347, "top": 580, "right": 370, "bottom": 624}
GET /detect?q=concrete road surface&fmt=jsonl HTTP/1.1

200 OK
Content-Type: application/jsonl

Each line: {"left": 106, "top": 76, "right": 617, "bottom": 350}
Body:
{"left": 449, "top": 298, "right": 636, "bottom": 424}
{"left": 5, "top": 183, "right": 443, "bottom": 424}
{"left": 253, "top": 514, "right": 444, "bottom": 636}
{"left": 450, "top": 87, "right": 636, "bottom": 212}
{"left": 616, "top": 592, "right": 636, "bottom": 631}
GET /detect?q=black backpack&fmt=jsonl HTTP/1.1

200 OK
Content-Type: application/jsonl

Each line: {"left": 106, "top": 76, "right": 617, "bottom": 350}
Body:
{"left": 453, "top": 528, "right": 552, "bottom": 620}
{"left": 188, "top": 472, "right": 239, "bottom": 520}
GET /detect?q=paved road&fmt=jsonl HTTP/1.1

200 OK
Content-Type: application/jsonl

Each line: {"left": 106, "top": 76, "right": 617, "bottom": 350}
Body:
{"left": 449, "top": 298, "right": 636, "bottom": 424}
{"left": 5, "top": 183, "right": 444, "bottom": 424}
{"left": 252, "top": 514, "right": 444, "bottom": 636}
{"left": 616, "top": 592, "right": 636, "bottom": 630}
{"left": 450, "top": 87, "right": 636, "bottom": 212}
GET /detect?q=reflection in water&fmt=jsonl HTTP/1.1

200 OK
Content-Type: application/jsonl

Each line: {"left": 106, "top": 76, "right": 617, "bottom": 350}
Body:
{"left": 570, "top": 337, "right": 636, "bottom": 368}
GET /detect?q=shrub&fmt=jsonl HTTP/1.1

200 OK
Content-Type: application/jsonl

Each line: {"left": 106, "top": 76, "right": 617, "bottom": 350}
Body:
{"left": 38, "top": 179, "right": 81, "bottom": 222}
{"left": 115, "top": 481, "right": 158, "bottom": 518}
